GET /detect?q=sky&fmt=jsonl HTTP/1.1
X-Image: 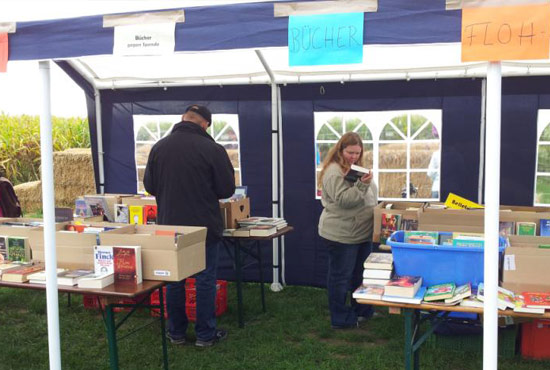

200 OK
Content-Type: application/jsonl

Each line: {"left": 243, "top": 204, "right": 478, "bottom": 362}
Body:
{"left": 0, "top": 0, "right": 277, "bottom": 117}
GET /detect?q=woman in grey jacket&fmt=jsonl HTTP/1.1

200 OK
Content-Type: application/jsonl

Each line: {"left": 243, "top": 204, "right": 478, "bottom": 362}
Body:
{"left": 318, "top": 132, "right": 378, "bottom": 329}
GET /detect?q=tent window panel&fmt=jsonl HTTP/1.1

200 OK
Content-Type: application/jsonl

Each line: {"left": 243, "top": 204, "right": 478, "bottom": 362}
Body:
{"left": 327, "top": 116, "right": 344, "bottom": 135}
{"left": 410, "top": 142, "right": 439, "bottom": 169}
{"left": 379, "top": 143, "right": 406, "bottom": 169}
{"left": 380, "top": 124, "right": 402, "bottom": 140}
{"left": 538, "top": 144, "right": 550, "bottom": 173}
{"left": 391, "top": 115, "right": 407, "bottom": 136}
{"left": 137, "top": 167, "right": 146, "bottom": 193}
{"left": 363, "top": 143, "right": 374, "bottom": 169}
{"left": 135, "top": 143, "right": 153, "bottom": 167}
{"left": 318, "top": 124, "right": 339, "bottom": 140}
{"left": 536, "top": 175, "right": 550, "bottom": 204}
{"left": 410, "top": 172, "right": 432, "bottom": 198}
{"left": 356, "top": 124, "right": 372, "bottom": 140}
{"left": 410, "top": 115, "right": 428, "bottom": 137}
{"left": 316, "top": 142, "right": 335, "bottom": 169}
{"left": 379, "top": 172, "right": 406, "bottom": 198}
{"left": 414, "top": 123, "right": 439, "bottom": 141}
{"left": 345, "top": 118, "right": 361, "bottom": 133}
{"left": 541, "top": 125, "right": 550, "bottom": 142}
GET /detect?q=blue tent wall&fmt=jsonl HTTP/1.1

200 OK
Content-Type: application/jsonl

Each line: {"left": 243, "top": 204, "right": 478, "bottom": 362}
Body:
{"left": 281, "top": 79, "right": 483, "bottom": 286}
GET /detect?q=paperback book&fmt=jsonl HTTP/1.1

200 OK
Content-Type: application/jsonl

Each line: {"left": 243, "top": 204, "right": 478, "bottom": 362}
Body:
{"left": 27, "top": 268, "right": 67, "bottom": 284}
{"left": 77, "top": 273, "right": 115, "bottom": 289}
{"left": 84, "top": 195, "right": 113, "bottom": 222}
{"left": 404, "top": 231, "right": 438, "bottom": 245}
{"left": 423, "top": 283, "right": 456, "bottom": 302}
{"left": 444, "top": 283, "right": 472, "bottom": 304}
{"left": 143, "top": 205, "right": 157, "bottom": 225}
{"left": 516, "top": 221, "right": 536, "bottom": 236}
{"left": 115, "top": 204, "right": 130, "bottom": 223}
{"left": 0, "top": 236, "right": 6, "bottom": 261}
{"left": 113, "top": 246, "right": 142, "bottom": 285}
{"left": 129, "top": 205, "right": 143, "bottom": 225}
{"left": 352, "top": 284, "right": 385, "bottom": 300}
{"left": 380, "top": 213, "right": 401, "bottom": 244}
{"left": 522, "top": 292, "right": 550, "bottom": 309}
{"left": 383, "top": 286, "right": 427, "bottom": 305}
{"left": 401, "top": 218, "right": 418, "bottom": 231}
{"left": 2, "top": 263, "right": 45, "bottom": 283}
{"left": 7, "top": 236, "right": 30, "bottom": 262}
{"left": 57, "top": 269, "right": 95, "bottom": 286}
{"left": 74, "top": 198, "right": 92, "bottom": 217}
{"left": 384, "top": 275, "right": 422, "bottom": 298}
{"left": 514, "top": 294, "right": 545, "bottom": 314}
{"left": 344, "top": 164, "right": 370, "bottom": 183}
{"left": 94, "top": 245, "right": 114, "bottom": 274}
{"left": 362, "top": 268, "right": 392, "bottom": 280}
{"left": 362, "top": 278, "right": 391, "bottom": 286}
{"left": 363, "top": 252, "right": 393, "bottom": 270}
{"left": 541, "top": 219, "right": 550, "bottom": 237}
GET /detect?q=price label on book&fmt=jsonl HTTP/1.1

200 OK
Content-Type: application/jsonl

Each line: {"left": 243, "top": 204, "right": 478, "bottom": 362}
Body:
{"left": 461, "top": 3, "right": 550, "bottom": 62}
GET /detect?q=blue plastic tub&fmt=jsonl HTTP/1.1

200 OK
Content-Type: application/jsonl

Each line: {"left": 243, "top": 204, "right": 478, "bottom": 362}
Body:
{"left": 387, "top": 231, "right": 506, "bottom": 287}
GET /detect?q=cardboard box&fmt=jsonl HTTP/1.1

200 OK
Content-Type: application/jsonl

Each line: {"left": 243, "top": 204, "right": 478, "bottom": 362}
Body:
{"left": 502, "top": 236, "right": 550, "bottom": 293}
{"left": 100, "top": 224, "right": 206, "bottom": 282}
{"left": 123, "top": 196, "right": 157, "bottom": 207}
{"left": 373, "top": 201, "right": 423, "bottom": 243}
{"left": 220, "top": 197, "right": 250, "bottom": 229}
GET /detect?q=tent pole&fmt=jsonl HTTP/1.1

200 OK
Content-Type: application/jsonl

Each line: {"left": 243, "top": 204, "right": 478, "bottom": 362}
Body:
{"left": 277, "top": 85, "right": 286, "bottom": 287}
{"left": 39, "top": 60, "right": 62, "bottom": 370}
{"left": 94, "top": 88, "right": 105, "bottom": 194}
{"left": 478, "top": 78, "right": 486, "bottom": 204}
{"left": 483, "top": 61, "right": 501, "bottom": 370}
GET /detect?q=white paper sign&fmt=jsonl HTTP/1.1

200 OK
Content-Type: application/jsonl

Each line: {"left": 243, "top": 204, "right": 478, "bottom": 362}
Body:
{"left": 503, "top": 254, "right": 516, "bottom": 271}
{"left": 113, "top": 22, "right": 175, "bottom": 56}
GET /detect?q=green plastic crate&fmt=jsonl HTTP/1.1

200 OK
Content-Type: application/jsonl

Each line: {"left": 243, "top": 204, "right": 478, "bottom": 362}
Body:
{"left": 426, "top": 325, "right": 518, "bottom": 358}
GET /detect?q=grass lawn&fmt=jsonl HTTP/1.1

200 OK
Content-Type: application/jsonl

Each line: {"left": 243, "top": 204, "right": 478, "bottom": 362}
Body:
{"left": 0, "top": 283, "right": 549, "bottom": 370}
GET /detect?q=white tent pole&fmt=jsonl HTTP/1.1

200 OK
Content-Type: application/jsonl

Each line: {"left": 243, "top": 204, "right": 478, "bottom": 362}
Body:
{"left": 39, "top": 60, "right": 62, "bottom": 370}
{"left": 94, "top": 88, "right": 105, "bottom": 194}
{"left": 277, "top": 85, "right": 286, "bottom": 287}
{"left": 478, "top": 78, "right": 486, "bottom": 204}
{"left": 483, "top": 61, "right": 501, "bottom": 370}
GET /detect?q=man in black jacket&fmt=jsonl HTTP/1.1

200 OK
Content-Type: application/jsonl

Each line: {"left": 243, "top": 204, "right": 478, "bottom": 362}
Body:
{"left": 144, "top": 104, "right": 235, "bottom": 347}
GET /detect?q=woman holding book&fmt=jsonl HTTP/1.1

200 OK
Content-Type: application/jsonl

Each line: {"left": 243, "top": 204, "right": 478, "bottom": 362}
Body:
{"left": 318, "top": 132, "right": 378, "bottom": 329}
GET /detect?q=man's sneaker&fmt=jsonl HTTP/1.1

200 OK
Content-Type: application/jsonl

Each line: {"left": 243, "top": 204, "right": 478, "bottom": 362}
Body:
{"left": 166, "top": 332, "right": 186, "bottom": 345}
{"left": 195, "top": 329, "right": 228, "bottom": 347}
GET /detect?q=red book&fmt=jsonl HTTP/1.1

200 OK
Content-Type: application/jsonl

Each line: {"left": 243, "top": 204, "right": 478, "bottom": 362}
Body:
{"left": 113, "top": 246, "right": 142, "bottom": 285}
{"left": 522, "top": 292, "right": 550, "bottom": 309}
{"left": 143, "top": 205, "right": 157, "bottom": 225}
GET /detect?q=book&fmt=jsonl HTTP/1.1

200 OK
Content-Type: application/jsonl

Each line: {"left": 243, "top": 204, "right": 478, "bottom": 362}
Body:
{"left": 362, "top": 278, "right": 391, "bottom": 286}
{"left": 84, "top": 195, "right": 113, "bottom": 222}
{"left": 0, "top": 236, "right": 7, "bottom": 262}
{"left": 404, "top": 231, "right": 438, "bottom": 245}
{"left": 400, "top": 218, "right": 418, "bottom": 231}
{"left": 94, "top": 245, "right": 115, "bottom": 274}
{"left": 522, "top": 292, "right": 550, "bottom": 309}
{"left": 115, "top": 204, "right": 129, "bottom": 223}
{"left": 438, "top": 232, "right": 453, "bottom": 246}
{"left": 541, "top": 219, "right": 550, "bottom": 237}
{"left": 460, "top": 296, "right": 484, "bottom": 308}
{"left": 344, "top": 164, "right": 370, "bottom": 182}
{"left": 363, "top": 252, "right": 393, "bottom": 270}
{"left": 27, "top": 268, "right": 67, "bottom": 284}
{"left": 74, "top": 197, "right": 92, "bottom": 217}
{"left": 143, "top": 205, "right": 157, "bottom": 225}
{"left": 129, "top": 205, "right": 143, "bottom": 225}
{"left": 57, "top": 269, "right": 95, "bottom": 286}
{"left": 423, "top": 283, "right": 456, "bottom": 302}
{"left": 362, "top": 268, "right": 392, "bottom": 280}
{"left": 113, "top": 246, "right": 142, "bottom": 284}
{"left": 249, "top": 225, "right": 277, "bottom": 237}
{"left": 384, "top": 275, "right": 422, "bottom": 298}
{"left": 77, "top": 273, "right": 115, "bottom": 289}
{"left": 499, "top": 221, "right": 515, "bottom": 237}
{"left": 154, "top": 230, "right": 184, "bottom": 243}
{"left": 514, "top": 294, "right": 545, "bottom": 314}
{"left": 452, "top": 232, "right": 484, "bottom": 239}
{"left": 453, "top": 238, "right": 484, "bottom": 248}
{"left": 7, "top": 236, "right": 30, "bottom": 262}
{"left": 352, "top": 284, "right": 385, "bottom": 300}
{"left": 0, "top": 262, "right": 22, "bottom": 276}
{"left": 444, "top": 283, "right": 472, "bottom": 304}
{"left": 516, "top": 221, "right": 536, "bottom": 236}
{"left": 477, "top": 283, "right": 516, "bottom": 310}
{"left": 380, "top": 213, "right": 401, "bottom": 244}
{"left": 232, "top": 227, "right": 252, "bottom": 237}
{"left": 383, "top": 286, "right": 427, "bottom": 305}
{"left": 2, "top": 263, "right": 45, "bottom": 282}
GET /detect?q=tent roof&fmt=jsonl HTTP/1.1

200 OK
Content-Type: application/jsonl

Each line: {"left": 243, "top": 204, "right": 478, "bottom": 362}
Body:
{"left": 5, "top": 0, "right": 550, "bottom": 89}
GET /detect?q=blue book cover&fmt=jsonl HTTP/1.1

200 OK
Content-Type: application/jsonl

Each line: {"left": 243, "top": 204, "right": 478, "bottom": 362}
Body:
{"left": 541, "top": 219, "right": 550, "bottom": 236}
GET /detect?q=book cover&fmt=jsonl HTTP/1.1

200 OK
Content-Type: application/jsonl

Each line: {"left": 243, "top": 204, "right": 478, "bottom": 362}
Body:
{"left": 444, "top": 283, "right": 472, "bottom": 304}
{"left": 453, "top": 238, "right": 484, "bottom": 248}
{"left": 232, "top": 227, "right": 252, "bottom": 237}
{"left": 77, "top": 273, "right": 115, "bottom": 289}
{"left": 7, "top": 237, "right": 29, "bottom": 262}
{"left": 94, "top": 245, "right": 114, "bottom": 274}
{"left": 143, "top": 205, "right": 157, "bottom": 225}
{"left": 115, "top": 204, "right": 129, "bottom": 223}
{"left": 404, "top": 231, "right": 438, "bottom": 244}
{"left": 514, "top": 294, "right": 545, "bottom": 314}
{"left": 2, "top": 264, "right": 44, "bottom": 282}
{"left": 380, "top": 213, "right": 401, "bottom": 244}
{"left": 249, "top": 225, "right": 277, "bottom": 237}
{"left": 384, "top": 275, "right": 422, "bottom": 298}
{"left": 74, "top": 198, "right": 91, "bottom": 217}
{"left": 423, "top": 283, "right": 456, "bottom": 302}
{"left": 363, "top": 252, "right": 393, "bottom": 270}
{"left": 401, "top": 218, "right": 418, "bottom": 231}
{"left": 362, "top": 268, "right": 392, "bottom": 280}
{"left": 0, "top": 236, "right": 7, "bottom": 262}
{"left": 362, "top": 278, "right": 391, "bottom": 285}
{"left": 129, "top": 206, "right": 143, "bottom": 225}
{"left": 516, "top": 222, "right": 536, "bottom": 236}
{"left": 352, "top": 284, "right": 385, "bottom": 300}
{"left": 522, "top": 292, "right": 550, "bottom": 309}
{"left": 477, "top": 283, "right": 516, "bottom": 310}
{"left": 383, "top": 286, "right": 427, "bottom": 305}
{"left": 344, "top": 164, "right": 370, "bottom": 182}
{"left": 438, "top": 232, "right": 453, "bottom": 246}
{"left": 499, "top": 221, "right": 515, "bottom": 237}
{"left": 113, "top": 246, "right": 142, "bottom": 285}
{"left": 57, "top": 269, "right": 94, "bottom": 286}
{"left": 84, "top": 196, "right": 113, "bottom": 222}
{"left": 28, "top": 268, "right": 67, "bottom": 284}
{"left": 541, "top": 219, "right": 550, "bottom": 237}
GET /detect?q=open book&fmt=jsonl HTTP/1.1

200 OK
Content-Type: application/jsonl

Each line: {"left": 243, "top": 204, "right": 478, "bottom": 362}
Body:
{"left": 345, "top": 164, "right": 370, "bottom": 182}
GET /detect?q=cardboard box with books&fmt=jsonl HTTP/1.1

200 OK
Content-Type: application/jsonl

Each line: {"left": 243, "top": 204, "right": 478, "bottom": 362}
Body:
{"left": 502, "top": 235, "right": 550, "bottom": 293}
{"left": 373, "top": 201, "right": 423, "bottom": 243}
{"left": 99, "top": 224, "right": 206, "bottom": 282}
{"left": 220, "top": 197, "right": 250, "bottom": 229}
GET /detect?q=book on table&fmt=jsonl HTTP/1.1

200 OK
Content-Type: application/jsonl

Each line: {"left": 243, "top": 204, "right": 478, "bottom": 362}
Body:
{"left": 362, "top": 277, "right": 391, "bottom": 286}
{"left": 522, "top": 292, "right": 550, "bottom": 309}
{"left": 516, "top": 221, "right": 536, "bottom": 236}
{"left": 423, "top": 283, "right": 456, "bottom": 302}
{"left": 248, "top": 225, "right": 277, "bottom": 237}
{"left": 115, "top": 204, "right": 129, "bottom": 223}
{"left": 0, "top": 262, "right": 23, "bottom": 276}
{"left": 476, "top": 283, "right": 516, "bottom": 310}
{"left": 2, "top": 263, "right": 45, "bottom": 283}
{"left": 7, "top": 236, "right": 30, "bottom": 262}
{"left": 363, "top": 252, "right": 393, "bottom": 270}
{"left": 541, "top": 219, "right": 550, "bottom": 237}
{"left": 94, "top": 245, "right": 115, "bottom": 274}
{"left": 57, "top": 269, "right": 95, "bottom": 286}
{"left": 383, "top": 286, "right": 427, "bottom": 305}
{"left": 352, "top": 284, "right": 385, "bottom": 300}
{"left": 444, "top": 283, "right": 471, "bottom": 304}
{"left": 362, "top": 268, "right": 392, "bottom": 280}
{"left": 514, "top": 294, "right": 545, "bottom": 314}
{"left": 383, "top": 275, "right": 422, "bottom": 298}
{"left": 232, "top": 227, "right": 251, "bottom": 237}
{"left": 27, "top": 268, "right": 67, "bottom": 284}
{"left": 78, "top": 273, "right": 115, "bottom": 289}
{"left": 113, "top": 246, "right": 142, "bottom": 284}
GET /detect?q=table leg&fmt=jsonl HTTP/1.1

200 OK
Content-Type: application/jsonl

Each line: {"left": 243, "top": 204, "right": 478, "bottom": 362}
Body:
{"left": 105, "top": 304, "right": 119, "bottom": 370}
{"left": 159, "top": 286, "right": 169, "bottom": 370}
{"left": 404, "top": 308, "right": 413, "bottom": 370}
{"left": 257, "top": 242, "right": 265, "bottom": 312}
{"left": 234, "top": 242, "right": 244, "bottom": 328}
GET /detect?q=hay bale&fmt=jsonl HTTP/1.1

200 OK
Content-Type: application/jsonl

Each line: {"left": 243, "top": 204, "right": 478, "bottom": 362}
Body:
{"left": 14, "top": 180, "right": 42, "bottom": 214}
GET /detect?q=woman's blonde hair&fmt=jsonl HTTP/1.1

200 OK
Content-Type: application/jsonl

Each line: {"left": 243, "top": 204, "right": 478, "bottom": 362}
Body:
{"left": 319, "top": 132, "right": 365, "bottom": 183}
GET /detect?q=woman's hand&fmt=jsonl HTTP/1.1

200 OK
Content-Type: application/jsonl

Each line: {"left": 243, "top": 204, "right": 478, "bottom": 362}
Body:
{"left": 360, "top": 170, "right": 373, "bottom": 184}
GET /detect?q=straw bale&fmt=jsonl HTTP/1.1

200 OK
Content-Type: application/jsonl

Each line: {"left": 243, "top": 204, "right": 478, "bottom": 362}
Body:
{"left": 14, "top": 180, "right": 42, "bottom": 214}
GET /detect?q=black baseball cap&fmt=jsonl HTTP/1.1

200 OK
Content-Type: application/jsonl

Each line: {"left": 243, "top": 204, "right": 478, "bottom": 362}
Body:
{"left": 186, "top": 105, "right": 212, "bottom": 126}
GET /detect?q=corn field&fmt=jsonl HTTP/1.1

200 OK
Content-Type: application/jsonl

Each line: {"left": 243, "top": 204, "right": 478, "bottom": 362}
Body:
{"left": 0, "top": 113, "right": 90, "bottom": 185}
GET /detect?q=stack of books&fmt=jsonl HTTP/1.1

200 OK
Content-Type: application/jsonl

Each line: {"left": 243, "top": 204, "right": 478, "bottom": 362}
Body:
{"left": 382, "top": 275, "right": 425, "bottom": 304}
{"left": 233, "top": 217, "right": 287, "bottom": 237}
{"left": 362, "top": 252, "right": 393, "bottom": 286}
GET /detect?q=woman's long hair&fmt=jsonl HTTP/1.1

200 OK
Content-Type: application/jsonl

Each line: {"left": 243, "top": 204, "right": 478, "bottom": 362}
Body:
{"left": 319, "top": 132, "right": 365, "bottom": 183}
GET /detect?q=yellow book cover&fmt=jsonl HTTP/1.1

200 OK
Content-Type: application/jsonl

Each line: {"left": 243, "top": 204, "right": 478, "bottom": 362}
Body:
{"left": 129, "top": 206, "right": 143, "bottom": 225}
{"left": 444, "top": 193, "right": 483, "bottom": 210}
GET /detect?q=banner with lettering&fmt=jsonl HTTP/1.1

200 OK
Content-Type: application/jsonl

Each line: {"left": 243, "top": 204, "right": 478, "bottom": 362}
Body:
{"left": 288, "top": 12, "right": 364, "bottom": 66}
{"left": 113, "top": 22, "right": 176, "bottom": 56}
{"left": 461, "top": 3, "right": 550, "bottom": 62}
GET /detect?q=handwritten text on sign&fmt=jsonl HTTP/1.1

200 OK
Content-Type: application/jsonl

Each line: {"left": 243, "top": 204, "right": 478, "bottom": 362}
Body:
{"left": 288, "top": 12, "right": 364, "bottom": 66}
{"left": 461, "top": 3, "right": 550, "bottom": 62}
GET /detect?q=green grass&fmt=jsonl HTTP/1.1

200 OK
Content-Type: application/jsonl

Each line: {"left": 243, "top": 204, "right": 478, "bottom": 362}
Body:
{"left": 0, "top": 283, "right": 549, "bottom": 370}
